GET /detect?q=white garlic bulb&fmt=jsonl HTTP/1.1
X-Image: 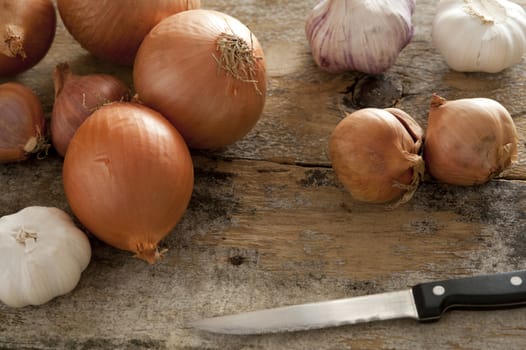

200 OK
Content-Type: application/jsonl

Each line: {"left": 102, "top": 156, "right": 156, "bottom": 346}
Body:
{"left": 305, "top": 0, "right": 416, "bottom": 74}
{"left": 432, "top": 0, "right": 526, "bottom": 73}
{"left": 0, "top": 206, "right": 91, "bottom": 308}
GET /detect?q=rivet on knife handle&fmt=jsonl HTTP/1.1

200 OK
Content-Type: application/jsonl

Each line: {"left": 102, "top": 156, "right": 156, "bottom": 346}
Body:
{"left": 412, "top": 270, "right": 526, "bottom": 321}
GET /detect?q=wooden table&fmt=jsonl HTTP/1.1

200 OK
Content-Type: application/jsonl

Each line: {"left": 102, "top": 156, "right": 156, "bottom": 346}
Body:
{"left": 2, "top": 1, "right": 526, "bottom": 349}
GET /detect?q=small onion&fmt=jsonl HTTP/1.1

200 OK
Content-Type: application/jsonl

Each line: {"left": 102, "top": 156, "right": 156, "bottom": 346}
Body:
{"left": 63, "top": 102, "right": 194, "bottom": 264}
{"left": 329, "top": 108, "right": 425, "bottom": 204}
{"left": 134, "top": 9, "right": 267, "bottom": 149}
{"left": 57, "top": 0, "right": 200, "bottom": 65}
{"left": 0, "top": 82, "right": 48, "bottom": 162}
{"left": 423, "top": 94, "right": 518, "bottom": 186}
{"left": 51, "top": 63, "right": 130, "bottom": 157}
{"left": 0, "top": 0, "right": 56, "bottom": 76}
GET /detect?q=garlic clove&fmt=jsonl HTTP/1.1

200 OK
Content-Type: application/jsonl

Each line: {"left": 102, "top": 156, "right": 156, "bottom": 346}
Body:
{"left": 423, "top": 94, "right": 518, "bottom": 185}
{"left": 305, "top": 0, "right": 416, "bottom": 74}
{"left": 432, "top": 0, "right": 526, "bottom": 73}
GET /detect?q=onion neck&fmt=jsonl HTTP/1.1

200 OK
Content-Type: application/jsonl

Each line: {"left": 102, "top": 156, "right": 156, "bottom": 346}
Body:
{"left": 391, "top": 155, "right": 425, "bottom": 207}
{"left": 1, "top": 24, "right": 26, "bottom": 59}
{"left": 135, "top": 243, "right": 167, "bottom": 264}
{"left": 53, "top": 63, "right": 73, "bottom": 97}
{"left": 430, "top": 94, "right": 447, "bottom": 109}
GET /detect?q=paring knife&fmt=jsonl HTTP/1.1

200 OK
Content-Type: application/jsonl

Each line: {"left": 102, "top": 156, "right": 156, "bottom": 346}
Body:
{"left": 191, "top": 270, "right": 526, "bottom": 334}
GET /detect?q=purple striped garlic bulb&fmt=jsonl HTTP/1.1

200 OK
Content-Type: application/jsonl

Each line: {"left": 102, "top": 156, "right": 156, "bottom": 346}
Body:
{"left": 305, "top": 0, "right": 416, "bottom": 74}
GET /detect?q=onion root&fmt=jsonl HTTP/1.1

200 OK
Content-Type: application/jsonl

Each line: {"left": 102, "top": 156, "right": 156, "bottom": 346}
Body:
{"left": 213, "top": 32, "right": 263, "bottom": 95}
{"left": 2, "top": 24, "right": 27, "bottom": 58}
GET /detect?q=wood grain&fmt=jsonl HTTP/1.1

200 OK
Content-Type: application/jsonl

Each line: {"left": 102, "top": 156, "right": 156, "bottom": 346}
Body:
{"left": 1, "top": 0, "right": 526, "bottom": 349}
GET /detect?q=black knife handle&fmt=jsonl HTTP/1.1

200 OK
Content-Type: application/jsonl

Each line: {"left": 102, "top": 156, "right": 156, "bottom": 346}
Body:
{"left": 412, "top": 270, "right": 526, "bottom": 321}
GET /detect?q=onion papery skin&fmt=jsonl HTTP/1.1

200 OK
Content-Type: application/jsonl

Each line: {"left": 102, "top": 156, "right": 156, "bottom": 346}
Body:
{"left": 133, "top": 9, "right": 267, "bottom": 150}
{"left": 329, "top": 108, "right": 424, "bottom": 204}
{"left": 62, "top": 102, "right": 194, "bottom": 264}
{"left": 51, "top": 63, "right": 130, "bottom": 157}
{"left": 0, "top": 82, "right": 47, "bottom": 163}
{"left": 0, "top": 0, "right": 56, "bottom": 76}
{"left": 423, "top": 94, "right": 518, "bottom": 186}
{"left": 57, "top": 0, "right": 200, "bottom": 66}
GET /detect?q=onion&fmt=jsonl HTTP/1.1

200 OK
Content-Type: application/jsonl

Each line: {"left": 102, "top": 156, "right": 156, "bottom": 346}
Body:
{"left": 0, "top": 82, "right": 48, "bottom": 162}
{"left": 51, "top": 63, "right": 130, "bottom": 157}
{"left": 134, "top": 9, "right": 267, "bottom": 149}
{"left": 0, "top": 0, "right": 56, "bottom": 76}
{"left": 329, "top": 107, "right": 425, "bottom": 205}
{"left": 62, "top": 102, "right": 194, "bottom": 264}
{"left": 423, "top": 94, "right": 518, "bottom": 186}
{"left": 57, "top": 0, "right": 200, "bottom": 65}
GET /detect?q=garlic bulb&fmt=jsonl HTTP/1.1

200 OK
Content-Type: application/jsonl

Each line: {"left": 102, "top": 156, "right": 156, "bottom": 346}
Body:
{"left": 0, "top": 207, "right": 91, "bottom": 308}
{"left": 305, "top": 0, "right": 416, "bottom": 74}
{"left": 424, "top": 94, "right": 518, "bottom": 186}
{"left": 432, "top": 0, "right": 526, "bottom": 73}
{"left": 329, "top": 107, "right": 425, "bottom": 204}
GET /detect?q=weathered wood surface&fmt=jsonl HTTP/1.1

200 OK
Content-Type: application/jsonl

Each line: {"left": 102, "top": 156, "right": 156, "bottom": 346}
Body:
{"left": 2, "top": 0, "right": 526, "bottom": 349}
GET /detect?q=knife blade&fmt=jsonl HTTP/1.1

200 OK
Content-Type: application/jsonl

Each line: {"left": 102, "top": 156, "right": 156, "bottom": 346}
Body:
{"left": 191, "top": 270, "right": 526, "bottom": 334}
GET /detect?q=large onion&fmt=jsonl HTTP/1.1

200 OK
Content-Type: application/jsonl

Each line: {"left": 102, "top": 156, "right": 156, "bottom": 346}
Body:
{"left": 57, "top": 0, "right": 200, "bottom": 65}
{"left": 0, "top": 0, "right": 56, "bottom": 76}
{"left": 63, "top": 102, "right": 194, "bottom": 264}
{"left": 134, "top": 9, "right": 267, "bottom": 149}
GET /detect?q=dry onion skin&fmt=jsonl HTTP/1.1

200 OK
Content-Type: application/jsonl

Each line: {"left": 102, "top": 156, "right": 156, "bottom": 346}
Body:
{"left": 63, "top": 102, "right": 194, "bottom": 264}
{"left": 134, "top": 9, "right": 267, "bottom": 149}
{"left": 57, "top": 0, "right": 200, "bottom": 66}
{"left": 51, "top": 63, "right": 130, "bottom": 157}
{"left": 0, "top": 82, "right": 48, "bottom": 162}
{"left": 423, "top": 94, "right": 518, "bottom": 186}
{"left": 0, "top": 0, "right": 56, "bottom": 76}
{"left": 329, "top": 108, "right": 425, "bottom": 205}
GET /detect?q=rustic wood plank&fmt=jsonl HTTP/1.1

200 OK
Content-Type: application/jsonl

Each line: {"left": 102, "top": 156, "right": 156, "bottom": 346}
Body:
{"left": 2, "top": 154, "right": 526, "bottom": 349}
{"left": 2, "top": 0, "right": 526, "bottom": 349}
